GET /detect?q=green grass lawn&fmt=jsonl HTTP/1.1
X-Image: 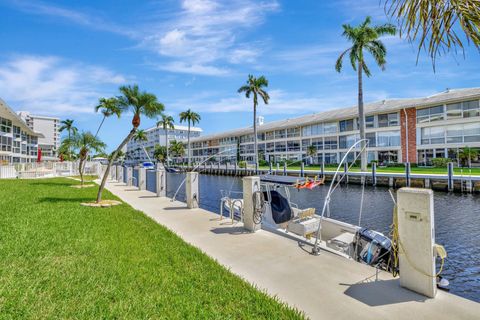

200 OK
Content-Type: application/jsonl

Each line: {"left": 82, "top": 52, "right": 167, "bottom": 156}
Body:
{"left": 260, "top": 165, "right": 480, "bottom": 175}
{"left": 0, "top": 178, "right": 303, "bottom": 319}
{"left": 70, "top": 174, "right": 98, "bottom": 181}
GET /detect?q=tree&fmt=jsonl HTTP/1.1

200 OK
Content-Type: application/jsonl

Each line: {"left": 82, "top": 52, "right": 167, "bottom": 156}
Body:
{"left": 335, "top": 16, "right": 396, "bottom": 171}
{"left": 384, "top": 0, "right": 480, "bottom": 69}
{"left": 179, "top": 109, "right": 201, "bottom": 167}
{"left": 458, "top": 147, "right": 479, "bottom": 168}
{"left": 157, "top": 114, "right": 175, "bottom": 166}
{"left": 307, "top": 144, "right": 318, "bottom": 165}
{"left": 133, "top": 129, "right": 148, "bottom": 142}
{"left": 169, "top": 140, "right": 185, "bottom": 163}
{"left": 153, "top": 144, "right": 167, "bottom": 163}
{"left": 67, "top": 132, "right": 105, "bottom": 186}
{"left": 238, "top": 75, "right": 270, "bottom": 173}
{"left": 96, "top": 84, "right": 164, "bottom": 203}
{"left": 94, "top": 97, "right": 122, "bottom": 137}
{"left": 59, "top": 119, "right": 78, "bottom": 159}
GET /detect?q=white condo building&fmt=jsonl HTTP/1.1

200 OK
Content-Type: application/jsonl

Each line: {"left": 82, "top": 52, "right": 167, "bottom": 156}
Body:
{"left": 0, "top": 99, "right": 44, "bottom": 164}
{"left": 126, "top": 124, "right": 202, "bottom": 164}
{"left": 18, "top": 112, "right": 61, "bottom": 161}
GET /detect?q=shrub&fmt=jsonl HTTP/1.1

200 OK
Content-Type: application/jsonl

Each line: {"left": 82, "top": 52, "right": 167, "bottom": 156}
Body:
{"left": 432, "top": 157, "right": 450, "bottom": 168}
{"left": 258, "top": 159, "right": 269, "bottom": 167}
{"left": 238, "top": 161, "right": 247, "bottom": 168}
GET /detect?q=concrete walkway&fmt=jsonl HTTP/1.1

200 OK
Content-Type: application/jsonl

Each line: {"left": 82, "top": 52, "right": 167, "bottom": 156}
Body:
{"left": 104, "top": 180, "right": 478, "bottom": 320}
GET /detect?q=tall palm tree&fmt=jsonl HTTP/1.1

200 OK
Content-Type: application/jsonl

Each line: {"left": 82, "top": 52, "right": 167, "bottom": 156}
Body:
{"left": 59, "top": 119, "right": 78, "bottom": 159}
{"left": 153, "top": 144, "right": 167, "bottom": 163}
{"left": 307, "top": 144, "right": 317, "bottom": 165}
{"left": 238, "top": 75, "right": 270, "bottom": 173}
{"left": 96, "top": 84, "right": 164, "bottom": 203}
{"left": 384, "top": 0, "right": 480, "bottom": 69}
{"left": 335, "top": 17, "right": 396, "bottom": 171}
{"left": 157, "top": 114, "right": 175, "bottom": 166}
{"left": 94, "top": 97, "right": 122, "bottom": 137}
{"left": 179, "top": 109, "right": 201, "bottom": 167}
{"left": 66, "top": 132, "right": 105, "bottom": 186}
{"left": 458, "top": 147, "right": 479, "bottom": 168}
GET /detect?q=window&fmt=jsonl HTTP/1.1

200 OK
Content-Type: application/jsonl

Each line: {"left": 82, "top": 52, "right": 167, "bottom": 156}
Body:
{"left": 275, "top": 129, "right": 286, "bottom": 139}
{"left": 463, "top": 100, "right": 480, "bottom": 118}
{"left": 0, "top": 117, "right": 12, "bottom": 133}
{"left": 446, "top": 103, "right": 462, "bottom": 119}
{"left": 378, "top": 113, "right": 399, "bottom": 127}
{"left": 324, "top": 153, "right": 337, "bottom": 164}
{"left": 378, "top": 114, "right": 388, "bottom": 128}
{"left": 366, "top": 132, "right": 376, "bottom": 147}
{"left": 323, "top": 122, "right": 337, "bottom": 134}
{"left": 311, "top": 138, "right": 323, "bottom": 150}
{"left": 339, "top": 119, "right": 354, "bottom": 132}
{"left": 287, "top": 140, "right": 300, "bottom": 152}
{"left": 446, "top": 125, "right": 463, "bottom": 143}
{"left": 421, "top": 127, "right": 445, "bottom": 145}
{"left": 377, "top": 131, "right": 401, "bottom": 147}
{"left": 463, "top": 123, "right": 480, "bottom": 142}
{"left": 265, "top": 131, "right": 274, "bottom": 140}
{"left": 301, "top": 139, "right": 310, "bottom": 151}
{"left": 388, "top": 113, "right": 399, "bottom": 126}
{"left": 275, "top": 141, "right": 286, "bottom": 152}
{"left": 286, "top": 127, "right": 300, "bottom": 138}
{"left": 324, "top": 136, "right": 337, "bottom": 150}
{"left": 0, "top": 136, "right": 12, "bottom": 151}
{"left": 417, "top": 105, "right": 444, "bottom": 123}
{"left": 365, "top": 116, "right": 374, "bottom": 128}
{"left": 266, "top": 142, "right": 274, "bottom": 153}
{"left": 302, "top": 124, "right": 322, "bottom": 136}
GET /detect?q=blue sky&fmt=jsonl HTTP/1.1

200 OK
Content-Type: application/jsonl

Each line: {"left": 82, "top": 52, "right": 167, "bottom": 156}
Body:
{"left": 1, "top": 0, "right": 479, "bottom": 151}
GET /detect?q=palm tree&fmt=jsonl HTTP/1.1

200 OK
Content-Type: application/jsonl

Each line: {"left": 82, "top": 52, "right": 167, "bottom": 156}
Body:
{"left": 96, "top": 84, "right": 164, "bottom": 203}
{"left": 335, "top": 17, "right": 396, "bottom": 171}
{"left": 169, "top": 140, "right": 185, "bottom": 163}
{"left": 384, "top": 0, "right": 480, "bottom": 69}
{"left": 157, "top": 114, "right": 175, "bottom": 166}
{"left": 59, "top": 119, "right": 78, "bottom": 159}
{"left": 133, "top": 129, "right": 148, "bottom": 142}
{"left": 94, "top": 97, "right": 122, "bottom": 137}
{"left": 307, "top": 144, "right": 317, "bottom": 165}
{"left": 458, "top": 147, "right": 479, "bottom": 168}
{"left": 67, "top": 132, "right": 105, "bottom": 186}
{"left": 179, "top": 109, "right": 201, "bottom": 167}
{"left": 153, "top": 144, "right": 167, "bottom": 163}
{"left": 238, "top": 75, "right": 270, "bottom": 173}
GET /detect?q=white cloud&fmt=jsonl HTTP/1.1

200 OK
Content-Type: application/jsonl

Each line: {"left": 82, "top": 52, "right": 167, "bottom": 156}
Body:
{"left": 0, "top": 55, "right": 128, "bottom": 115}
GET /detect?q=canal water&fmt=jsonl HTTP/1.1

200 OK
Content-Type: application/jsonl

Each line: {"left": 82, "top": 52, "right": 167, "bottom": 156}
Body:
{"left": 165, "top": 172, "right": 480, "bottom": 302}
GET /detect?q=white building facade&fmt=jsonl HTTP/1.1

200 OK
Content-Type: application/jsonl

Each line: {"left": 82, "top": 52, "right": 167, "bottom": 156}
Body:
{"left": 18, "top": 112, "right": 61, "bottom": 161}
{"left": 126, "top": 124, "right": 202, "bottom": 164}
{"left": 0, "top": 99, "right": 44, "bottom": 164}
{"left": 189, "top": 88, "right": 480, "bottom": 166}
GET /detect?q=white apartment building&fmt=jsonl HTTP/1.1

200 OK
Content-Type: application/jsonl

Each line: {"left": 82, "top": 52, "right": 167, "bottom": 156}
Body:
{"left": 0, "top": 99, "right": 44, "bottom": 164}
{"left": 126, "top": 124, "right": 202, "bottom": 164}
{"left": 18, "top": 112, "right": 61, "bottom": 160}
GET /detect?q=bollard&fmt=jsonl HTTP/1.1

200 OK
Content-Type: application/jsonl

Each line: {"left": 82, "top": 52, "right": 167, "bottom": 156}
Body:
{"left": 447, "top": 162, "right": 454, "bottom": 192}
{"left": 126, "top": 167, "right": 133, "bottom": 186}
{"left": 283, "top": 162, "right": 287, "bottom": 176}
{"left": 269, "top": 162, "right": 273, "bottom": 174}
{"left": 138, "top": 168, "right": 146, "bottom": 190}
{"left": 276, "top": 163, "right": 280, "bottom": 175}
{"left": 372, "top": 162, "right": 377, "bottom": 186}
{"left": 300, "top": 162, "right": 304, "bottom": 177}
{"left": 343, "top": 162, "right": 349, "bottom": 184}
{"left": 234, "top": 162, "right": 237, "bottom": 175}
{"left": 405, "top": 162, "right": 411, "bottom": 187}
{"left": 186, "top": 172, "right": 199, "bottom": 209}
{"left": 321, "top": 162, "right": 325, "bottom": 177}
{"left": 156, "top": 168, "right": 166, "bottom": 197}
{"left": 242, "top": 176, "right": 261, "bottom": 232}
{"left": 397, "top": 188, "right": 436, "bottom": 298}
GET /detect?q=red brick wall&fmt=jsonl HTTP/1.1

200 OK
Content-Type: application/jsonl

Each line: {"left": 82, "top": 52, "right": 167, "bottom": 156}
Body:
{"left": 400, "top": 108, "right": 417, "bottom": 163}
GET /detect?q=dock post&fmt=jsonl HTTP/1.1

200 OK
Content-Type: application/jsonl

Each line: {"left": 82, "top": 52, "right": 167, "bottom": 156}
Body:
{"left": 186, "top": 172, "right": 199, "bottom": 209}
{"left": 156, "top": 168, "right": 166, "bottom": 197}
{"left": 301, "top": 162, "right": 304, "bottom": 177}
{"left": 405, "top": 162, "right": 411, "bottom": 187}
{"left": 424, "top": 178, "right": 430, "bottom": 188}
{"left": 447, "top": 162, "right": 454, "bottom": 192}
{"left": 372, "top": 162, "right": 377, "bottom": 186}
{"left": 389, "top": 177, "right": 394, "bottom": 188}
{"left": 242, "top": 176, "right": 261, "bottom": 232}
{"left": 283, "top": 162, "right": 287, "bottom": 176}
{"left": 138, "top": 167, "right": 146, "bottom": 190}
{"left": 234, "top": 162, "right": 237, "bottom": 175}
{"left": 276, "top": 163, "right": 280, "bottom": 175}
{"left": 269, "top": 162, "right": 272, "bottom": 174}
{"left": 321, "top": 162, "right": 324, "bottom": 177}
{"left": 397, "top": 188, "right": 436, "bottom": 298}
{"left": 126, "top": 167, "right": 133, "bottom": 186}
{"left": 343, "top": 162, "right": 348, "bottom": 184}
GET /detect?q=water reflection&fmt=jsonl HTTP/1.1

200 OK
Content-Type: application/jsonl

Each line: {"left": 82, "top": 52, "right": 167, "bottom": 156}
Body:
{"left": 166, "top": 173, "right": 480, "bottom": 302}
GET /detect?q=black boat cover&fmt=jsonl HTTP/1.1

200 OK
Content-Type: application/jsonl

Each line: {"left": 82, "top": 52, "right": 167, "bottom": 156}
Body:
{"left": 263, "top": 190, "right": 293, "bottom": 224}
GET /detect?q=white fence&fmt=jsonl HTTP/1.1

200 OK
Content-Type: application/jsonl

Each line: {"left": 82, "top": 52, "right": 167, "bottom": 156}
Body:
{"left": 0, "top": 161, "right": 102, "bottom": 179}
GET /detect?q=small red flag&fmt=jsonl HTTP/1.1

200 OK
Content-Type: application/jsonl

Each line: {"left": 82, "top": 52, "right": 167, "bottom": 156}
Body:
{"left": 37, "top": 148, "right": 42, "bottom": 162}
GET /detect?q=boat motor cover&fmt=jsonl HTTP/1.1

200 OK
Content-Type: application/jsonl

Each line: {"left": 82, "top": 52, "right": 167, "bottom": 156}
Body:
{"left": 355, "top": 228, "right": 392, "bottom": 269}
{"left": 263, "top": 190, "right": 293, "bottom": 224}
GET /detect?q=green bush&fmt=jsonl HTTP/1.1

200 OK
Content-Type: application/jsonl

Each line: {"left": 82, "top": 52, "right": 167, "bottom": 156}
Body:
{"left": 238, "top": 160, "right": 247, "bottom": 168}
{"left": 258, "top": 159, "right": 269, "bottom": 167}
{"left": 432, "top": 157, "right": 450, "bottom": 168}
